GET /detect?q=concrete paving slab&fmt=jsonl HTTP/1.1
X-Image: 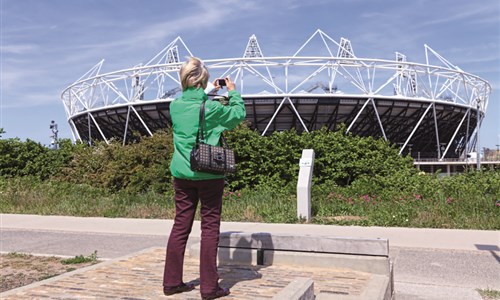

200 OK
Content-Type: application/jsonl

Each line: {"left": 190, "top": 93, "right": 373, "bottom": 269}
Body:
{"left": 393, "top": 247, "right": 500, "bottom": 290}
{"left": 0, "top": 228, "right": 169, "bottom": 259}
{"left": 2, "top": 214, "right": 499, "bottom": 251}
{"left": 395, "top": 282, "right": 483, "bottom": 300}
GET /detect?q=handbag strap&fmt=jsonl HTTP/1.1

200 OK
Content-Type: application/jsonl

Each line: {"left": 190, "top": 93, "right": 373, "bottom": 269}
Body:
{"left": 196, "top": 100, "right": 206, "bottom": 143}
{"left": 219, "top": 133, "right": 229, "bottom": 148}
{"left": 196, "top": 100, "right": 229, "bottom": 148}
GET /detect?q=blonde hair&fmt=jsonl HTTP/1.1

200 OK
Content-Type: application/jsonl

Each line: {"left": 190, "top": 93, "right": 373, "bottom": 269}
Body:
{"left": 179, "top": 56, "right": 209, "bottom": 90}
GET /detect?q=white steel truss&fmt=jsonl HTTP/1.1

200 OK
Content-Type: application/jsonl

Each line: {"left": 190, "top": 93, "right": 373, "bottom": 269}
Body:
{"left": 61, "top": 30, "right": 491, "bottom": 158}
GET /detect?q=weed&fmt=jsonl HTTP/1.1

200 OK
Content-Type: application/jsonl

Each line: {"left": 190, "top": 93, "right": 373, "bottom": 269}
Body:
{"left": 39, "top": 274, "right": 58, "bottom": 280}
{"left": 477, "top": 288, "right": 500, "bottom": 300}
{"left": 6, "top": 252, "right": 31, "bottom": 259}
{"left": 61, "top": 251, "right": 98, "bottom": 265}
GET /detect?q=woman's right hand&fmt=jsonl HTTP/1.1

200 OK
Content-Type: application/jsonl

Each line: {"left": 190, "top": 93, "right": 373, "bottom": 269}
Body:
{"left": 215, "top": 77, "right": 236, "bottom": 91}
{"left": 224, "top": 77, "right": 236, "bottom": 91}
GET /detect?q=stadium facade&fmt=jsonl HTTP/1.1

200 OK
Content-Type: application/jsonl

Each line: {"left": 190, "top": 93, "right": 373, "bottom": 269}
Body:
{"left": 61, "top": 30, "right": 491, "bottom": 159}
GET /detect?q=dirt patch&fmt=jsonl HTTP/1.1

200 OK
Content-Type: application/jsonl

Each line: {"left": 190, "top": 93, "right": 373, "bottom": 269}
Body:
{"left": 331, "top": 216, "right": 368, "bottom": 222}
{"left": 315, "top": 215, "right": 369, "bottom": 223}
{"left": 0, "top": 252, "right": 99, "bottom": 293}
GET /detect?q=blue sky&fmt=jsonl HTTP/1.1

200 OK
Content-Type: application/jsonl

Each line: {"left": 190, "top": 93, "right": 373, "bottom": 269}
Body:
{"left": 1, "top": 0, "right": 499, "bottom": 149}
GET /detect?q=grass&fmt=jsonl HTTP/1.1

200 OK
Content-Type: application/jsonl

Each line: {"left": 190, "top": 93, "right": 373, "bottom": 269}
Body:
{"left": 478, "top": 288, "right": 500, "bottom": 300}
{"left": 310, "top": 189, "right": 499, "bottom": 229}
{"left": 0, "top": 171, "right": 499, "bottom": 230}
{"left": 61, "top": 251, "right": 98, "bottom": 265}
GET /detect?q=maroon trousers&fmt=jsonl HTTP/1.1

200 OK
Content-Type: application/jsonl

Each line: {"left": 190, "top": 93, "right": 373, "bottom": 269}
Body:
{"left": 163, "top": 178, "right": 225, "bottom": 295}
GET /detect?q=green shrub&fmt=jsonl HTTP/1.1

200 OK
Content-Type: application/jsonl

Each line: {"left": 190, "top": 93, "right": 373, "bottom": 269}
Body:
{"left": 1, "top": 124, "right": 415, "bottom": 194}
{"left": 0, "top": 138, "right": 76, "bottom": 179}
{"left": 224, "top": 124, "right": 415, "bottom": 190}
{"left": 58, "top": 130, "right": 173, "bottom": 193}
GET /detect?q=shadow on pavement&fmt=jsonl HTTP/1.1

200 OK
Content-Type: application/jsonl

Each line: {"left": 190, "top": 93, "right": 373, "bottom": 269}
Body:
{"left": 217, "top": 232, "right": 274, "bottom": 289}
{"left": 475, "top": 244, "right": 500, "bottom": 264}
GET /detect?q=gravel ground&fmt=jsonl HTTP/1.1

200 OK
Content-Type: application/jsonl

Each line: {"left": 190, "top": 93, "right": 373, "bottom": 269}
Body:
{"left": 0, "top": 252, "right": 98, "bottom": 293}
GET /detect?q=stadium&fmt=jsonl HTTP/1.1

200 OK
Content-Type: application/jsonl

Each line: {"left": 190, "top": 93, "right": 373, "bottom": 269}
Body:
{"left": 60, "top": 30, "right": 491, "bottom": 160}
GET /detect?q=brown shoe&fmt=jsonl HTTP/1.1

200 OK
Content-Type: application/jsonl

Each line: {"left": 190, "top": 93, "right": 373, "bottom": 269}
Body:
{"left": 201, "top": 287, "right": 230, "bottom": 300}
{"left": 163, "top": 282, "right": 195, "bottom": 296}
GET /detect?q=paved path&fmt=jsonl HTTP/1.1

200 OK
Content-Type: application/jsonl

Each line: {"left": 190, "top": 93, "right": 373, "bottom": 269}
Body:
{"left": 1, "top": 214, "right": 499, "bottom": 299}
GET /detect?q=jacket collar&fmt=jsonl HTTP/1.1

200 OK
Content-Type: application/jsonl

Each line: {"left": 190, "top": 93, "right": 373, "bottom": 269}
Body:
{"left": 182, "top": 87, "right": 208, "bottom": 101}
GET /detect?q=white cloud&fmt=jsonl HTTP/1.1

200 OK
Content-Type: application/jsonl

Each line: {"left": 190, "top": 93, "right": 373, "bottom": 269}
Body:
{"left": 1, "top": 91, "right": 59, "bottom": 109}
{"left": 0, "top": 68, "right": 24, "bottom": 90}
{"left": 418, "top": 4, "right": 498, "bottom": 27}
{"left": 0, "top": 44, "right": 40, "bottom": 54}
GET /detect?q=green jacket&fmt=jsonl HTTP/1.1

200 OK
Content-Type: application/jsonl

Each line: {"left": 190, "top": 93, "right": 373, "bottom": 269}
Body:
{"left": 169, "top": 87, "right": 246, "bottom": 180}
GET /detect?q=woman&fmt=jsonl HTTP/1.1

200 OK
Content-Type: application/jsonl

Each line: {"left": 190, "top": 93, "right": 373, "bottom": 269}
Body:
{"left": 163, "top": 56, "right": 246, "bottom": 299}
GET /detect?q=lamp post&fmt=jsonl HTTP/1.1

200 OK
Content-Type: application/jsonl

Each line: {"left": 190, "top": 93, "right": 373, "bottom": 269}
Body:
{"left": 476, "top": 99, "right": 481, "bottom": 170}
{"left": 49, "top": 120, "right": 59, "bottom": 150}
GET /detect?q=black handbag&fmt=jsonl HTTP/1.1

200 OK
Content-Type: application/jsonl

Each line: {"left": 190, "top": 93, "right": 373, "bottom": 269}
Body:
{"left": 190, "top": 100, "right": 236, "bottom": 175}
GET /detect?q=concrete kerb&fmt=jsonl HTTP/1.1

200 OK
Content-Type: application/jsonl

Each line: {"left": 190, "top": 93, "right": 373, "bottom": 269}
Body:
{"left": 216, "top": 232, "right": 390, "bottom": 273}
{"left": 218, "top": 231, "right": 390, "bottom": 256}
{"left": 315, "top": 274, "right": 390, "bottom": 300}
{"left": 190, "top": 232, "right": 394, "bottom": 300}
{"left": 273, "top": 277, "right": 315, "bottom": 300}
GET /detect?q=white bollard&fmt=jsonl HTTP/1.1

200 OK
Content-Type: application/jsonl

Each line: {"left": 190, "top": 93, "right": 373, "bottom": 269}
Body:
{"left": 297, "top": 149, "right": 314, "bottom": 222}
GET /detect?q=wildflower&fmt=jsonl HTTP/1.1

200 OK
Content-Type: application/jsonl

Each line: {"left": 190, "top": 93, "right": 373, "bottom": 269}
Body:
{"left": 414, "top": 194, "right": 422, "bottom": 200}
{"left": 361, "top": 195, "right": 371, "bottom": 203}
{"left": 446, "top": 197, "right": 454, "bottom": 204}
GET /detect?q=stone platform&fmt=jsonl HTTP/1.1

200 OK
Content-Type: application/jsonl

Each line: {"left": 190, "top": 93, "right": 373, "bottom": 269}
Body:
{"left": 2, "top": 247, "right": 384, "bottom": 299}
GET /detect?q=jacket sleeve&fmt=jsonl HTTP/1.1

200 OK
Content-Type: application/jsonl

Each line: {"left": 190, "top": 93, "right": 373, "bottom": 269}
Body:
{"left": 205, "top": 90, "right": 246, "bottom": 131}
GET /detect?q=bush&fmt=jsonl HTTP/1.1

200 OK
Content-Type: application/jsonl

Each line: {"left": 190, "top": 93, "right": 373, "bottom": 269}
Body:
{"left": 225, "top": 124, "right": 415, "bottom": 189}
{"left": 58, "top": 130, "right": 173, "bottom": 193}
{"left": 0, "top": 125, "right": 421, "bottom": 193}
{"left": 0, "top": 138, "right": 77, "bottom": 180}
